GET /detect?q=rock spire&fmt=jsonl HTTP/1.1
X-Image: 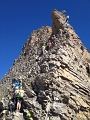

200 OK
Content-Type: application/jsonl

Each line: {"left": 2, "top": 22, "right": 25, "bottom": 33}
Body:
{"left": 0, "top": 9, "right": 90, "bottom": 120}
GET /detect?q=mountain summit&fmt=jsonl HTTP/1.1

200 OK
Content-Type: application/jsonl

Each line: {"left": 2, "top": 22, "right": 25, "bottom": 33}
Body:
{"left": 0, "top": 9, "right": 90, "bottom": 120}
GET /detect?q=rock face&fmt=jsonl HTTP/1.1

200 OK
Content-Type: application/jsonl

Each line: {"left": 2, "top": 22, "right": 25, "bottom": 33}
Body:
{"left": 0, "top": 9, "right": 90, "bottom": 120}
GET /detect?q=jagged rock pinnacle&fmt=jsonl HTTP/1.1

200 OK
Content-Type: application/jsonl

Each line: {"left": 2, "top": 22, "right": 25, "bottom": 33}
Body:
{"left": 0, "top": 9, "right": 90, "bottom": 120}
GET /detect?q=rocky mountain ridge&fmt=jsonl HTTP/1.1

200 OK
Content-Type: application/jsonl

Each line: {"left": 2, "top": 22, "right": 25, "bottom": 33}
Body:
{"left": 0, "top": 9, "right": 90, "bottom": 120}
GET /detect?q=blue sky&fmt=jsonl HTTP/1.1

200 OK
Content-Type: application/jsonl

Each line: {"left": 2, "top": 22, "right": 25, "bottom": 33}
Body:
{"left": 0, "top": 0, "right": 90, "bottom": 80}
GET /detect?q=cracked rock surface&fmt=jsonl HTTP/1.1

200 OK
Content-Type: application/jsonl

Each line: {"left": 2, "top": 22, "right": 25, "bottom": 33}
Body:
{"left": 0, "top": 9, "right": 90, "bottom": 120}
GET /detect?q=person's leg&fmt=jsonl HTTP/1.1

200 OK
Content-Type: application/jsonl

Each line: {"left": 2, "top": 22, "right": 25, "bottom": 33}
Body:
{"left": 9, "top": 105, "right": 13, "bottom": 118}
{"left": 10, "top": 105, "right": 12, "bottom": 112}
{"left": 19, "top": 99, "right": 22, "bottom": 111}
{"left": 17, "top": 101, "right": 21, "bottom": 111}
{"left": 42, "top": 48, "right": 44, "bottom": 54}
{"left": 17, "top": 101, "right": 19, "bottom": 110}
{"left": 19, "top": 102, "right": 21, "bottom": 111}
{"left": 12, "top": 104, "right": 15, "bottom": 112}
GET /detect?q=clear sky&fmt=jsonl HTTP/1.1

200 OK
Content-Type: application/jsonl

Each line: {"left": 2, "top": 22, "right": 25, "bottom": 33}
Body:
{"left": 0, "top": 0, "right": 90, "bottom": 80}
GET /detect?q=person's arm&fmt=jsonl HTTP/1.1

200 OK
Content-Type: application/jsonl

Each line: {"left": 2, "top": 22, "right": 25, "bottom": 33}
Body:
{"left": 13, "top": 83, "right": 15, "bottom": 87}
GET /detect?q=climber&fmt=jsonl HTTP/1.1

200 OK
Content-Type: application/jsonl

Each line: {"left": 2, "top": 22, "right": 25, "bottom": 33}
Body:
{"left": 14, "top": 88, "right": 20, "bottom": 110}
{"left": 62, "top": 10, "right": 66, "bottom": 16}
{"left": 42, "top": 44, "right": 46, "bottom": 54}
{"left": 63, "top": 28, "right": 68, "bottom": 34}
{"left": 8, "top": 99, "right": 15, "bottom": 113}
{"left": 52, "top": 34, "right": 56, "bottom": 41}
{"left": 46, "top": 40, "right": 52, "bottom": 50}
{"left": 47, "top": 41, "right": 52, "bottom": 47}
{"left": 25, "top": 110, "right": 33, "bottom": 120}
{"left": 35, "top": 55, "right": 40, "bottom": 62}
{"left": 15, "top": 87, "right": 24, "bottom": 111}
{"left": 66, "top": 15, "right": 69, "bottom": 22}
{"left": 65, "top": 22, "right": 69, "bottom": 28}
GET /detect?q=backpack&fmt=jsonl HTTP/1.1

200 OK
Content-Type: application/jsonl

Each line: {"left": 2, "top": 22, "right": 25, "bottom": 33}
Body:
{"left": 19, "top": 90, "right": 24, "bottom": 98}
{"left": 15, "top": 90, "right": 20, "bottom": 97}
